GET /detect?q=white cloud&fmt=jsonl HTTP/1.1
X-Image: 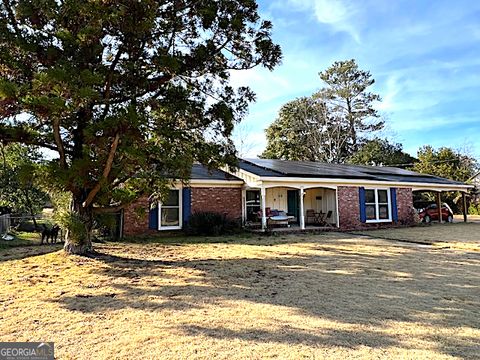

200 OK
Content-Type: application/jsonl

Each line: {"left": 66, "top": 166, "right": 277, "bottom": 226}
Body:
{"left": 229, "top": 67, "right": 290, "bottom": 102}
{"left": 391, "top": 115, "right": 479, "bottom": 132}
{"left": 234, "top": 0, "right": 480, "bottom": 160}
{"left": 286, "top": 0, "right": 361, "bottom": 42}
{"left": 376, "top": 75, "right": 401, "bottom": 111}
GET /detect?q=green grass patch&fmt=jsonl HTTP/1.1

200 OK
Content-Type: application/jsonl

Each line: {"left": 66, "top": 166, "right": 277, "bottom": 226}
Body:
{"left": 0, "top": 231, "right": 40, "bottom": 250}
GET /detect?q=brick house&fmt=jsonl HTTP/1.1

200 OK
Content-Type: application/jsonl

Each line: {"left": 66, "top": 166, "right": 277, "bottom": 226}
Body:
{"left": 123, "top": 159, "right": 472, "bottom": 235}
{"left": 123, "top": 165, "right": 244, "bottom": 236}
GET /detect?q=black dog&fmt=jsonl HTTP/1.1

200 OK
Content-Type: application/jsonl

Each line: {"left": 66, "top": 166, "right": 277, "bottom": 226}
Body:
{"left": 41, "top": 224, "right": 60, "bottom": 245}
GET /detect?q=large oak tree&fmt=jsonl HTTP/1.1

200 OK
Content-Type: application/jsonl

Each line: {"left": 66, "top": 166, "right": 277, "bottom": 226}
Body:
{"left": 261, "top": 95, "right": 350, "bottom": 162}
{"left": 0, "top": 0, "right": 281, "bottom": 254}
{"left": 262, "top": 60, "right": 382, "bottom": 162}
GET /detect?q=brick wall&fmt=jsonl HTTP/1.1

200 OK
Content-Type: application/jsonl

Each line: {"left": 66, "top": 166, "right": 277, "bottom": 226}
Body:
{"left": 124, "top": 185, "right": 414, "bottom": 235}
{"left": 396, "top": 187, "right": 415, "bottom": 225}
{"left": 337, "top": 186, "right": 415, "bottom": 230}
{"left": 191, "top": 187, "right": 242, "bottom": 220}
{"left": 337, "top": 186, "right": 362, "bottom": 229}
{"left": 123, "top": 187, "right": 243, "bottom": 236}
{"left": 123, "top": 196, "right": 157, "bottom": 236}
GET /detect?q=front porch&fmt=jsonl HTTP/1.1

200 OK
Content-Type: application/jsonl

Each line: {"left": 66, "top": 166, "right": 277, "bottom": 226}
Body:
{"left": 249, "top": 224, "right": 337, "bottom": 234}
{"left": 243, "top": 186, "right": 338, "bottom": 231}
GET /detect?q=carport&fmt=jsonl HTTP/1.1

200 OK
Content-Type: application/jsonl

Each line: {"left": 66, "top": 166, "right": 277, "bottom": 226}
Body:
{"left": 412, "top": 184, "right": 471, "bottom": 223}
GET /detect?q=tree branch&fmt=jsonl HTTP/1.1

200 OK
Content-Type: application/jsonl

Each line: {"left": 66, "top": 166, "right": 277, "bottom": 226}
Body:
{"left": 0, "top": 124, "right": 62, "bottom": 153}
{"left": 53, "top": 119, "right": 67, "bottom": 168}
{"left": 82, "top": 133, "right": 120, "bottom": 208}
{"left": 101, "top": 47, "right": 124, "bottom": 120}
{"left": 92, "top": 204, "right": 126, "bottom": 214}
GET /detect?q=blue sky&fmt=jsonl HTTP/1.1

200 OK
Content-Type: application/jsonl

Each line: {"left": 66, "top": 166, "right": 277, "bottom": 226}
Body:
{"left": 231, "top": 0, "right": 480, "bottom": 159}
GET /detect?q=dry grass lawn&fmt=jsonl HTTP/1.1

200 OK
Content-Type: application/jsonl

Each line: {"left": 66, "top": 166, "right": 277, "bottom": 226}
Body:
{"left": 353, "top": 223, "right": 480, "bottom": 252}
{"left": 0, "top": 231, "right": 479, "bottom": 359}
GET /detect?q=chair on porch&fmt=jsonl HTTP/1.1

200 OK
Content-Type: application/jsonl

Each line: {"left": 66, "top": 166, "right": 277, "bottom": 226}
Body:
{"left": 324, "top": 210, "right": 334, "bottom": 227}
{"left": 306, "top": 209, "right": 316, "bottom": 224}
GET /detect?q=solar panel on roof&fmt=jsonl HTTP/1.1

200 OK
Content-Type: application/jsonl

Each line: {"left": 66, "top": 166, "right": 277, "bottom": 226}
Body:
{"left": 239, "top": 158, "right": 466, "bottom": 186}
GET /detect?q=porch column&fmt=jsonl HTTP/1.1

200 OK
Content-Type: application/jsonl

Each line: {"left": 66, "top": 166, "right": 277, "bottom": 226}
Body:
{"left": 241, "top": 188, "right": 246, "bottom": 225}
{"left": 335, "top": 188, "right": 340, "bottom": 228}
{"left": 437, "top": 192, "right": 443, "bottom": 223}
{"left": 462, "top": 192, "right": 468, "bottom": 223}
{"left": 299, "top": 187, "right": 305, "bottom": 230}
{"left": 261, "top": 186, "right": 267, "bottom": 231}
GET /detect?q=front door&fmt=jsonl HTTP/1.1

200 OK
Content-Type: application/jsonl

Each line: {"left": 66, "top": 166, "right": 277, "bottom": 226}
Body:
{"left": 287, "top": 190, "right": 299, "bottom": 224}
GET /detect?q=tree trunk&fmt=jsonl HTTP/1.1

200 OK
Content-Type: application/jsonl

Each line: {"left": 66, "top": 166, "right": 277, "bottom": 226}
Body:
{"left": 63, "top": 199, "right": 93, "bottom": 255}
{"left": 64, "top": 237, "right": 92, "bottom": 255}
{"left": 23, "top": 189, "right": 38, "bottom": 229}
{"left": 346, "top": 98, "right": 356, "bottom": 149}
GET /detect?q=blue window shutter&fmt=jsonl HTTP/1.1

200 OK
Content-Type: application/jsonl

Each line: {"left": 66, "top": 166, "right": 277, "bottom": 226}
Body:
{"left": 148, "top": 202, "right": 158, "bottom": 230}
{"left": 182, "top": 188, "right": 191, "bottom": 226}
{"left": 391, "top": 188, "right": 398, "bottom": 222}
{"left": 359, "top": 187, "right": 366, "bottom": 223}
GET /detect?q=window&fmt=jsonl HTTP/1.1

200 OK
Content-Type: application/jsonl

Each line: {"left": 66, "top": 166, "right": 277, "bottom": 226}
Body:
{"left": 159, "top": 189, "right": 182, "bottom": 230}
{"left": 246, "top": 190, "right": 261, "bottom": 221}
{"left": 365, "top": 189, "right": 391, "bottom": 222}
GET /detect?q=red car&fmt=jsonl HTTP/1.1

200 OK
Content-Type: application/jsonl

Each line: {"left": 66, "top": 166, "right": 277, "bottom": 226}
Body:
{"left": 418, "top": 203, "right": 454, "bottom": 223}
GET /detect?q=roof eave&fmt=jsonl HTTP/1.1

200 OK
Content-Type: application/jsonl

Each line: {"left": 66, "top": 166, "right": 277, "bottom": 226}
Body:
{"left": 256, "top": 175, "right": 473, "bottom": 191}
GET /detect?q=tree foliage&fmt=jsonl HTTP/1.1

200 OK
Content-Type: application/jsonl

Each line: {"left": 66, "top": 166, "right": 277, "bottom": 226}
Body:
{"left": 0, "top": 0, "right": 281, "bottom": 253}
{"left": 0, "top": 143, "right": 49, "bottom": 225}
{"left": 261, "top": 59, "right": 383, "bottom": 162}
{"left": 412, "top": 146, "right": 478, "bottom": 182}
{"left": 319, "top": 59, "right": 383, "bottom": 149}
{"left": 348, "top": 138, "right": 416, "bottom": 167}
{"left": 261, "top": 95, "right": 349, "bottom": 162}
{"left": 412, "top": 146, "right": 479, "bottom": 212}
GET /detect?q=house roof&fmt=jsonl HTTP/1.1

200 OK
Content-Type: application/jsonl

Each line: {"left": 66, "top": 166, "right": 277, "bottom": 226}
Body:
{"left": 238, "top": 158, "right": 467, "bottom": 186}
{"left": 190, "top": 164, "right": 242, "bottom": 181}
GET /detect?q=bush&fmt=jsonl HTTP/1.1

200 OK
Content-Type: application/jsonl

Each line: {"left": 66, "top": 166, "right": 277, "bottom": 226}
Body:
{"left": 56, "top": 211, "right": 87, "bottom": 245}
{"left": 468, "top": 203, "right": 480, "bottom": 215}
{"left": 185, "top": 211, "right": 241, "bottom": 236}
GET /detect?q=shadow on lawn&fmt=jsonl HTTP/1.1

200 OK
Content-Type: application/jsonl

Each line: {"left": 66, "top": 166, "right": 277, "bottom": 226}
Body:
{"left": 117, "top": 231, "right": 336, "bottom": 246}
{"left": 55, "top": 239, "right": 480, "bottom": 358}
{"left": 182, "top": 324, "right": 401, "bottom": 350}
{"left": 0, "top": 243, "right": 63, "bottom": 261}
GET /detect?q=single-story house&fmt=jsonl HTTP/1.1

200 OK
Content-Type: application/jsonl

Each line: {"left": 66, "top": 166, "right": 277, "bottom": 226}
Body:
{"left": 123, "top": 158, "right": 472, "bottom": 235}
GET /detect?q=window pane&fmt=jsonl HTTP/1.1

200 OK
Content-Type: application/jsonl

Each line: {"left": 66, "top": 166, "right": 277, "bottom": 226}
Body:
{"left": 161, "top": 208, "right": 179, "bottom": 226}
{"left": 366, "top": 205, "right": 376, "bottom": 220}
{"left": 378, "top": 190, "right": 388, "bottom": 203}
{"left": 163, "top": 190, "right": 179, "bottom": 206}
{"left": 246, "top": 190, "right": 260, "bottom": 205}
{"left": 365, "top": 190, "right": 375, "bottom": 203}
{"left": 379, "top": 205, "right": 389, "bottom": 219}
